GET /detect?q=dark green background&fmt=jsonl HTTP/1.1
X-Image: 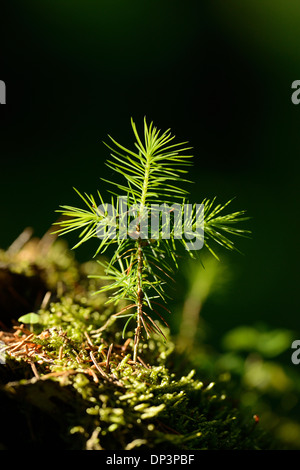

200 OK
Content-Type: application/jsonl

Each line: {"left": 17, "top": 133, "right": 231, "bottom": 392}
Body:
{"left": 1, "top": 1, "right": 299, "bottom": 346}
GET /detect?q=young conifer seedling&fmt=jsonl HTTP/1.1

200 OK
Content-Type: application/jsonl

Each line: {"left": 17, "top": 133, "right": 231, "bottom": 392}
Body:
{"left": 53, "top": 118, "right": 250, "bottom": 363}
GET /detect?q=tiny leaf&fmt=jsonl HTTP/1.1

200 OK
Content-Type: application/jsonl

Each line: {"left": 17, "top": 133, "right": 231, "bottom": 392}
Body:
{"left": 18, "top": 312, "right": 40, "bottom": 325}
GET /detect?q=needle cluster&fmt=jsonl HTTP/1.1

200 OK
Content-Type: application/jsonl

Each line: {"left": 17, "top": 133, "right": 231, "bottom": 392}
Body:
{"left": 53, "top": 118, "right": 250, "bottom": 362}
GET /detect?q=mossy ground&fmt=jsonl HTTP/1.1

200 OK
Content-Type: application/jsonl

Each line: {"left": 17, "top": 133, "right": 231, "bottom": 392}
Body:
{"left": 0, "top": 231, "right": 272, "bottom": 450}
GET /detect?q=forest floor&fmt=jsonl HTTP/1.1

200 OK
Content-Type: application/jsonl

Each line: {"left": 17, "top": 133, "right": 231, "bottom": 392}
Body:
{"left": 0, "top": 229, "right": 272, "bottom": 450}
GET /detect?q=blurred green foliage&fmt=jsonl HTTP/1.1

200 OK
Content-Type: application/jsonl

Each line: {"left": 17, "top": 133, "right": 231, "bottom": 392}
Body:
{"left": 175, "top": 256, "right": 300, "bottom": 450}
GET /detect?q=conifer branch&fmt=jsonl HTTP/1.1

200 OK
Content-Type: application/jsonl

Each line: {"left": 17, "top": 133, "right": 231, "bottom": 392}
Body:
{"left": 53, "top": 117, "right": 250, "bottom": 362}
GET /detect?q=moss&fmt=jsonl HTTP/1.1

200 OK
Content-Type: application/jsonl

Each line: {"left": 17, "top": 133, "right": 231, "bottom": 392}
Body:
{"left": 0, "top": 236, "right": 272, "bottom": 450}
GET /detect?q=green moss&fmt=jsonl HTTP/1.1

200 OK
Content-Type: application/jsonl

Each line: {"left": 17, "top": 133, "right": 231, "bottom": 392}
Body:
{"left": 0, "top": 238, "right": 272, "bottom": 450}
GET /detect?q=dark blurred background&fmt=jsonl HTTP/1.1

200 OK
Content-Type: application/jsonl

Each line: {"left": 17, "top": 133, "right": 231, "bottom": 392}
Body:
{"left": 1, "top": 0, "right": 300, "bottom": 447}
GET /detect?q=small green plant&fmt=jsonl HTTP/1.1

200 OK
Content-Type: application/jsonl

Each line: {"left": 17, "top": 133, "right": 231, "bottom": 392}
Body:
{"left": 53, "top": 118, "right": 250, "bottom": 362}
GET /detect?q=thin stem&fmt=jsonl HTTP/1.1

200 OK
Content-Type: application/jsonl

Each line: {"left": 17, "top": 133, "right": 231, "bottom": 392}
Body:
{"left": 133, "top": 146, "right": 151, "bottom": 362}
{"left": 140, "top": 154, "right": 150, "bottom": 207}
{"left": 133, "top": 238, "right": 144, "bottom": 362}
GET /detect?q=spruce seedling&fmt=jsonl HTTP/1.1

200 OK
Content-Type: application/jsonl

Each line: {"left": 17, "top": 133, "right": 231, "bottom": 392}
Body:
{"left": 53, "top": 118, "right": 250, "bottom": 362}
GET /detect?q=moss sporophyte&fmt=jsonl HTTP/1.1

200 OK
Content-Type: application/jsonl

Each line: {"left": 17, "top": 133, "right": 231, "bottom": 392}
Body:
{"left": 53, "top": 118, "right": 250, "bottom": 364}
